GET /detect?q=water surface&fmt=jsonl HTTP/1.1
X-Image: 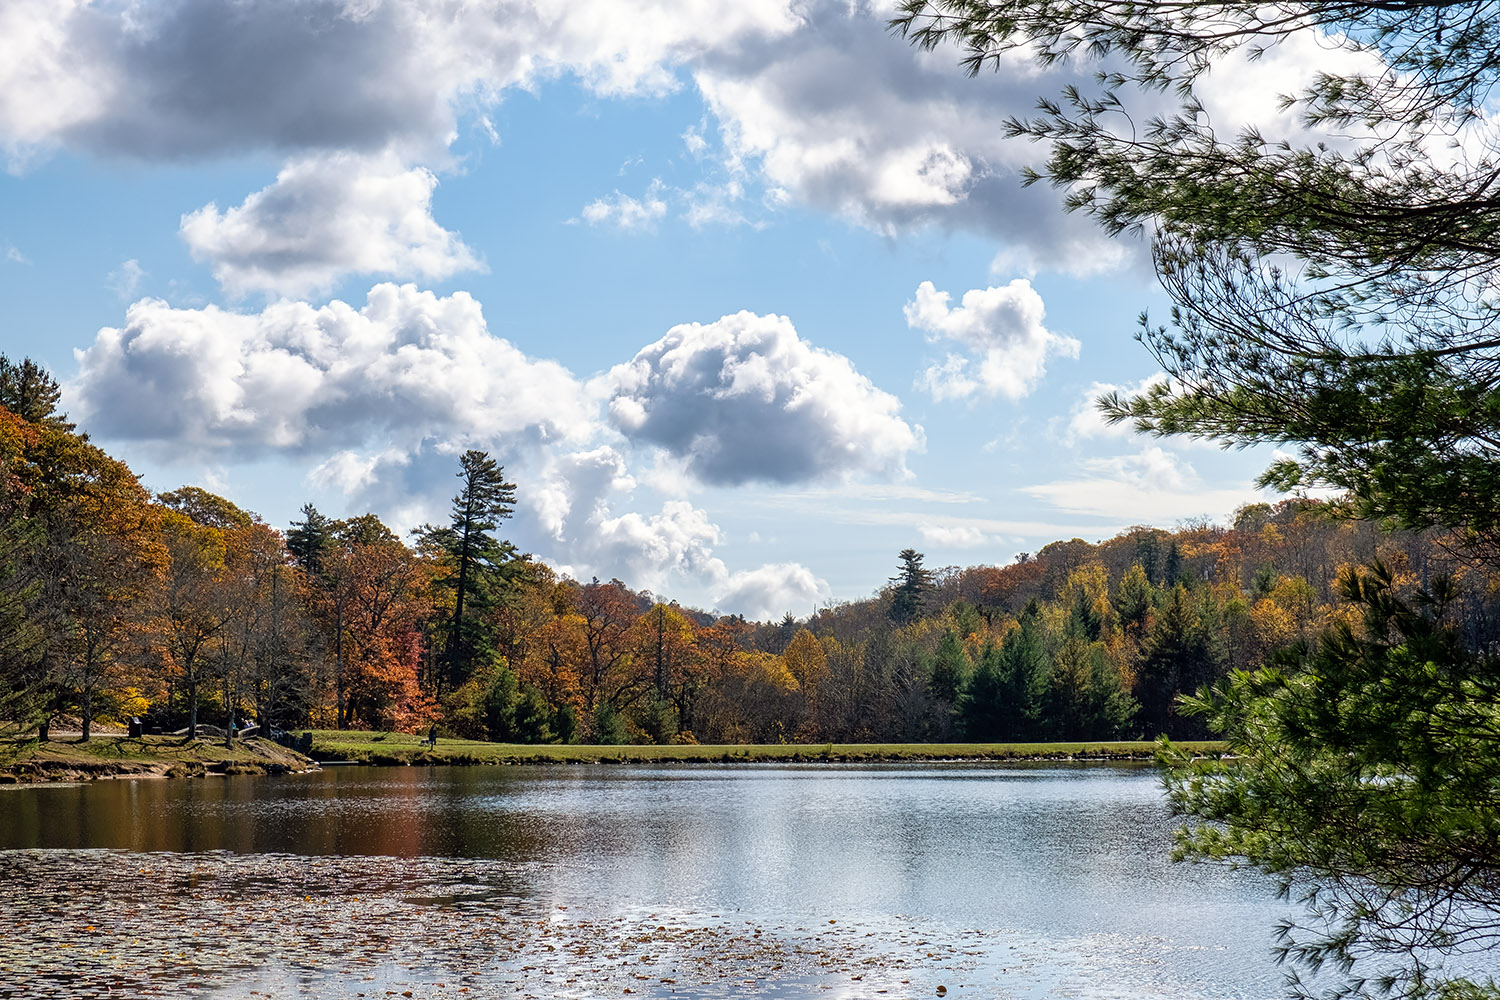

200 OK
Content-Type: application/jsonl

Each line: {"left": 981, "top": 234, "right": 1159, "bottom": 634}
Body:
{"left": 0, "top": 762, "right": 1287, "bottom": 999}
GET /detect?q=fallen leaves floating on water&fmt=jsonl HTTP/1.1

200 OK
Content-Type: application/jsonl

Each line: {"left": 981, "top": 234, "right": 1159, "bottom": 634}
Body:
{"left": 0, "top": 849, "right": 992, "bottom": 999}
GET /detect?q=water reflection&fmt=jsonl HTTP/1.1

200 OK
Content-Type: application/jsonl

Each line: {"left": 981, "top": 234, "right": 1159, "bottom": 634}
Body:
{"left": 0, "top": 763, "right": 1287, "bottom": 999}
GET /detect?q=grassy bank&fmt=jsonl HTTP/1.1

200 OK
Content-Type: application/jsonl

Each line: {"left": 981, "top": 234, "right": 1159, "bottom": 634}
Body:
{"left": 0, "top": 729, "right": 1226, "bottom": 780}
{"left": 306, "top": 729, "right": 1223, "bottom": 766}
{"left": 0, "top": 732, "right": 317, "bottom": 782}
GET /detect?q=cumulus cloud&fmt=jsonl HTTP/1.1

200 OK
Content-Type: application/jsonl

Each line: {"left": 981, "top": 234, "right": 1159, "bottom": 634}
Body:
{"left": 520, "top": 444, "right": 725, "bottom": 592}
{"left": 69, "top": 282, "right": 593, "bottom": 460}
{"left": 0, "top": 0, "right": 1371, "bottom": 278}
{"left": 904, "top": 280, "right": 1079, "bottom": 400}
{"left": 712, "top": 562, "right": 830, "bottom": 620}
{"left": 0, "top": 0, "right": 803, "bottom": 165}
{"left": 689, "top": 4, "right": 1133, "bottom": 274}
{"left": 577, "top": 182, "right": 669, "bottom": 231}
{"left": 512, "top": 438, "right": 831, "bottom": 616}
{"left": 1061, "top": 373, "right": 1169, "bottom": 443}
{"left": 180, "top": 152, "right": 482, "bottom": 298}
{"left": 602, "top": 310, "right": 922, "bottom": 486}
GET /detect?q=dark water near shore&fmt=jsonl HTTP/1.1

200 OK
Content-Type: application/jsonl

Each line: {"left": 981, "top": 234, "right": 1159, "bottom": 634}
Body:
{"left": 0, "top": 762, "right": 1287, "bottom": 999}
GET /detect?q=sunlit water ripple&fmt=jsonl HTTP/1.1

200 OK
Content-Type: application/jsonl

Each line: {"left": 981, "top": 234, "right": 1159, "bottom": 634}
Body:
{"left": 0, "top": 762, "right": 1289, "bottom": 999}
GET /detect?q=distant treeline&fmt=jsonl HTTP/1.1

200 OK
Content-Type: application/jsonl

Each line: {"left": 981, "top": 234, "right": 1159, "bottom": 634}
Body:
{"left": 3, "top": 355, "right": 1496, "bottom": 745}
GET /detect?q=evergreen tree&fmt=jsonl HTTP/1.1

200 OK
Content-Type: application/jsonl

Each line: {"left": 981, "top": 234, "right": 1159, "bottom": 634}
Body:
{"left": 891, "top": 8, "right": 1500, "bottom": 979}
{"left": 482, "top": 665, "right": 555, "bottom": 744}
{"left": 417, "top": 450, "right": 519, "bottom": 692}
{"left": 957, "top": 640, "right": 1009, "bottom": 741}
{"left": 958, "top": 601, "right": 1050, "bottom": 740}
{"left": 1135, "top": 584, "right": 1222, "bottom": 738}
{"left": 286, "top": 503, "right": 336, "bottom": 577}
{"left": 1113, "top": 564, "right": 1154, "bottom": 638}
{"left": 1082, "top": 644, "right": 1135, "bottom": 738}
{"left": 929, "top": 630, "right": 971, "bottom": 704}
{"left": 888, "top": 548, "right": 933, "bottom": 625}
{"left": 895, "top": 2, "right": 1500, "bottom": 547}
{"left": 0, "top": 355, "right": 72, "bottom": 430}
{"left": 1166, "top": 563, "right": 1500, "bottom": 999}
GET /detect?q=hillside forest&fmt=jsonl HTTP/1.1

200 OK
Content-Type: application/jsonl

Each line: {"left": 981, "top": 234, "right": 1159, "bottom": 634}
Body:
{"left": 4, "top": 357, "right": 1497, "bottom": 747}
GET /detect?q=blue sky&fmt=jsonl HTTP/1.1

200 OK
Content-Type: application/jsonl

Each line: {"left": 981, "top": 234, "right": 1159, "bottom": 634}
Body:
{"left": 0, "top": 0, "right": 1305, "bottom": 619}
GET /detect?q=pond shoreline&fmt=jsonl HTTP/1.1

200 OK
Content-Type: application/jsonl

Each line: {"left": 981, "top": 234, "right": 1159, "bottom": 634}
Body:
{"left": 0, "top": 734, "right": 319, "bottom": 784}
{"left": 305, "top": 733, "right": 1216, "bottom": 769}
{"left": 1, "top": 732, "right": 1221, "bottom": 782}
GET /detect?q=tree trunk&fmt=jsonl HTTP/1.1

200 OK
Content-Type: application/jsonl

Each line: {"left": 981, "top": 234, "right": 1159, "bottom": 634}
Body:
{"left": 188, "top": 676, "right": 198, "bottom": 740}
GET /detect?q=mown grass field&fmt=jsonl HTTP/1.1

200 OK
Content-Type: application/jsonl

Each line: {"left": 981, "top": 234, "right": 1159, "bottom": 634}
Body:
{"left": 305, "top": 729, "right": 1224, "bottom": 765}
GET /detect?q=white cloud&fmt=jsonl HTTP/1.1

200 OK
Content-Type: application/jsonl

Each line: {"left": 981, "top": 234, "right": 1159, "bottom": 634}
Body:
{"left": 522, "top": 444, "right": 726, "bottom": 593}
{"left": 778, "top": 483, "right": 983, "bottom": 505}
{"left": 916, "top": 522, "right": 995, "bottom": 548}
{"left": 683, "top": 179, "right": 753, "bottom": 228}
{"left": 69, "top": 282, "right": 593, "bottom": 461}
{"left": 905, "top": 279, "right": 1079, "bottom": 400}
{"left": 4, "top": 243, "right": 30, "bottom": 265}
{"left": 181, "top": 152, "right": 482, "bottom": 298}
{"left": 0, "top": 0, "right": 1369, "bottom": 282}
{"left": 577, "top": 182, "right": 668, "bottom": 231}
{"left": 106, "top": 259, "right": 146, "bottom": 300}
{"left": 1062, "top": 373, "right": 1169, "bottom": 443}
{"left": 712, "top": 562, "right": 830, "bottom": 620}
{"left": 602, "top": 310, "right": 922, "bottom": 485}
{"left": 689, "top": 5, "right": 1134, "bottom": 275}
{"left": 0, "top": 0, "right": 105, "bottom": 169}
{"left": 590, "top": 499, "right": 726, "bottom": 588}
{"left": 1023, "top": 446, "right": 1269, "bottom": 522}
{"left": 576, "top": 177, "right": 757, "bottom": 231}
{"left": 308, "top": 447, "right": 413, "bottom": 496}
{"left": 0, "top": 0, "right": 804, "bottom": 166}
{"left": 513, "top": 442, "right": 828, "bottom": 616}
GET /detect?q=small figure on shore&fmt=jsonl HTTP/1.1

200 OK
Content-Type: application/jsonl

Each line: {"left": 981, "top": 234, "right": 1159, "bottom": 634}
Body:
{"left": 426, "top": 724, "right": 438, "bottom": 748}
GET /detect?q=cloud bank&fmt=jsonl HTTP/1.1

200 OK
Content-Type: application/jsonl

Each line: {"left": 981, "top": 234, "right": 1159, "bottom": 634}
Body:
{"left": 69, "top": 282, "right": 592, "bottom": 459}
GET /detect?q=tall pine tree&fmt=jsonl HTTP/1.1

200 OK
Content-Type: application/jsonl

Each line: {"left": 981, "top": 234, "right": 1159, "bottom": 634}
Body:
{"left": 888, "top": 548, "right": 933, "bottom": 626}
{"left": 417, "top": 451, "right": 519, "bottom": 693}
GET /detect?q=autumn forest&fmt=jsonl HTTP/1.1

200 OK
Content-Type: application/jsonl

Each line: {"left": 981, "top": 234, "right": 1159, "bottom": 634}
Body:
{"left": 4, "top": 355, "right": 1497, "bottom": 748}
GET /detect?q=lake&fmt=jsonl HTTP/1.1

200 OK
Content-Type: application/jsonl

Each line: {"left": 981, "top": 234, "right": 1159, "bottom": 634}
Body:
{"left": 0, "top": 762, "right": 1288, "bottom": 999}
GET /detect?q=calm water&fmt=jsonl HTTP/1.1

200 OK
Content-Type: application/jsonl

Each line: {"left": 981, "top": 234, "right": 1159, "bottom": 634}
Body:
{"left": 0, "top": 763, "right": 1288, "bottom": 999}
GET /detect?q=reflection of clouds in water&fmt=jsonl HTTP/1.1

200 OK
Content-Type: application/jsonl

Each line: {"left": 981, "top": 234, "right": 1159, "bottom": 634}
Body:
{"left": 0, "top": 767, "right": 1289, "bottom": 998}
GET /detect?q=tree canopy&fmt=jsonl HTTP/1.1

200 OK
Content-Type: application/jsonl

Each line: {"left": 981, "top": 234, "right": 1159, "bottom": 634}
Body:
{"left": 893, "top": 4, "right": 1500, "bottom": 995}
{"left": 894, "top": 1, "right": 1500, "bottom": 548}
{"left": 1167, "top": 564, "right": 1500, "bottom": 999}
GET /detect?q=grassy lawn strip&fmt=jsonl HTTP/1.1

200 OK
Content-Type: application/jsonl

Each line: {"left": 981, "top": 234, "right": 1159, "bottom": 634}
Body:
{"left": 307, "top": 729, "right": 1225, "bottom": 765}
{"left": 0, "top": 733, "right": 316, "bottom": 781}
